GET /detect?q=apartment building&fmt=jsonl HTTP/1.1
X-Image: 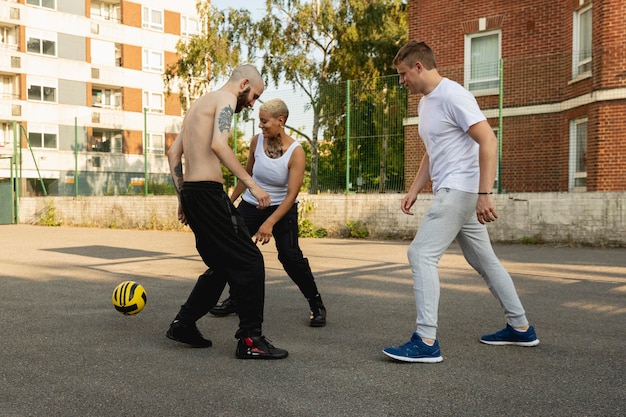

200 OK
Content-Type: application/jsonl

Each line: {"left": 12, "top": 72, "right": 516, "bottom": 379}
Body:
{"left": 403, "top": 0, "right": 626, "bottom": 192}
{"left": 0, "top": 0, "right": 201, "bottom": 196}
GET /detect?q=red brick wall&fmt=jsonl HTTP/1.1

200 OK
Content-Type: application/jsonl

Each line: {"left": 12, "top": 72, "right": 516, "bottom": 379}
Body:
{"left": 406, "top": 0, "right": 626, "bottom": 192}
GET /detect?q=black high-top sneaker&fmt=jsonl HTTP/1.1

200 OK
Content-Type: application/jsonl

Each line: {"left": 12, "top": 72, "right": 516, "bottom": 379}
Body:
{"left": 236, "top": 336, "right": 289, "bottom": 359}
{"left": 209, "top": 297, "right": 238, "bottom": 316}
{"left": 166, "top": 319, "right": 212, "bottom": 348}
{"left": 308, "top": 294, "right": 327, "bottom": 327}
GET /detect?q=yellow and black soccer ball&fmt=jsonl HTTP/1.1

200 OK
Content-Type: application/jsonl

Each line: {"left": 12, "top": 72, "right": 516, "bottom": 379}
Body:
{"left": 112, "top": 281, "right": 147, "bottom": 315}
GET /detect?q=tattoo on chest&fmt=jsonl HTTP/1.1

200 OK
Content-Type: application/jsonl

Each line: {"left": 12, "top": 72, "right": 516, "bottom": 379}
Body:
{"left": 218, "top": 106, "right": 234, "bottom": 133}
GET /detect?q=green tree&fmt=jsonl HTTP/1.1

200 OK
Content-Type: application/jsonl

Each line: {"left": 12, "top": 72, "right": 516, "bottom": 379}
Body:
{"left": 164, "top": 1, "right": 407, "bottom": 193}
{"left": 163, "top": 3, "right": 254, "bottom": 111}
{"left": 245, "top": 0, "right": 408, "bottom": 193}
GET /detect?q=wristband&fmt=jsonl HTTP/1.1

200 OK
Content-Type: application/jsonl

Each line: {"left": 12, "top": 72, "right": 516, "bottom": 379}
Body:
{"left": 477, "top": 192, "right": 493, "bottom": 195}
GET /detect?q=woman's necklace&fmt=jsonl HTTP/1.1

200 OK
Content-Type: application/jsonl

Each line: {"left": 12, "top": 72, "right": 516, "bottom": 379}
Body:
{"left": 265, "top": 135, "right": 284, "bottom": 158}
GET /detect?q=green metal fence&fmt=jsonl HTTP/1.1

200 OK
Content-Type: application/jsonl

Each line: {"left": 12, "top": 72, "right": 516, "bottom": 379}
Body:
{"left": 251, "top": 74, "right": 408, "bottom": 194}
{"left": 7, "top": 75, "right": 408, "bottom": 197}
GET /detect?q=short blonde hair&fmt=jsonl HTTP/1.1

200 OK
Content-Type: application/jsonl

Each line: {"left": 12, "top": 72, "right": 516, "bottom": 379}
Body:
{"left": 260, "top": 98, "right": 289, "bottom": 122}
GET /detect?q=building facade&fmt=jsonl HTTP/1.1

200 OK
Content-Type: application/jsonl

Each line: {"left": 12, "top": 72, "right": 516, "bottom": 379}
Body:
{"left": 0, "top": 0, "right": 201, "bottom": 196}
{"left": 404, "top": 0, "right": 626, "bottom": 192}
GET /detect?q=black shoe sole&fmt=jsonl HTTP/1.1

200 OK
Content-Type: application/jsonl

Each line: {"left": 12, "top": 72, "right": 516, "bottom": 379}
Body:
{"left": 236, "top": 352, "right": 289, "bottom": 359}
{"left": 166, "top": 330, "right": 212, "bottom": 348}
{"left": 208, "top": 310, "right": 237, "bottom": 317}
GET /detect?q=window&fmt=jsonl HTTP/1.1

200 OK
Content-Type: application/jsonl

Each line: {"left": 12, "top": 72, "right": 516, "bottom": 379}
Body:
{"left": 181, "top": 15, "right": 200, "bottom": 37}
{"left": 115, "top": 43, "right": 122, "bottom": 67}
{"left": 0, "top": 122, "right": 13, "bottom": 148}
{"left": 92, "top": 87, "right": 122, "bottom": 109}
{"left": 1, "top": 75, "right": 18, "bottom": 99}
{"left": 465, "top": 30, "right": 500, "bottom": 94}
{"left": 143, "top": 91, "right": 164, "bottom": 113}
{"left": 26, "top": 29, "right": 56, "bottom": 57}
{"left": 573, "top": 4, "right": 592, "bottom": 78}
{"left": 569, "top": 117, "right": 587, "bottom": 190}
{"left": 142, "top": 7, "right": 163, "bottom": 31}
{"left": 147, "top": 132, "right": 164, "bottom": 155}
{"left": 142, "top": 49, "right": 163, "bottom": 72}
{"left": 91, "top": 0, "right": 121, "bottom": 22}
{"left": 27, "top": 76, "right": 57, "bottom": 103}
{"left": 1, "top": 25, "right": 18, "bottom": 49}
{"left": 26, "top": 0, "right": 55, "bottom": 9}
{"left": 28, "top": 124, "right": 57, "bottom": 149}
{"left": 92, "top": 129, "right": 123, "bottom": 153}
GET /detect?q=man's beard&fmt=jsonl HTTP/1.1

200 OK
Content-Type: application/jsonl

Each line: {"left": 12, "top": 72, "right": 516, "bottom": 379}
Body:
{"left": 235, "top": 87, "right": 251, "bottom": 113}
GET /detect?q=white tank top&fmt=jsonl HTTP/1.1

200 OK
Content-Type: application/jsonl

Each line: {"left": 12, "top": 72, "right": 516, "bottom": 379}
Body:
{"left": 242, "top": 132, "right": 301, "bottom": 206}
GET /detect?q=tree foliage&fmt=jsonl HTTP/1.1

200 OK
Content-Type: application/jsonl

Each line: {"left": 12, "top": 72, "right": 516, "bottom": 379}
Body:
{"left": 163, "top": 0, "right": 408, "bottom": 193}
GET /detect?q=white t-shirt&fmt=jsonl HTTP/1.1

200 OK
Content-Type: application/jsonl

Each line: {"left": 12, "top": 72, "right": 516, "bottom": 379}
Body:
{"left": 242, "top": 132, "right": 301, "bottom": 206}
{"left": 418, "top": 78, "right": 486, "bottom": 193}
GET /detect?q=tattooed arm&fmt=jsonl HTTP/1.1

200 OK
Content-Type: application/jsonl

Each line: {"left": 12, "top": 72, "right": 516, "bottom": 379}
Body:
{"left": 211, "top": 104, "right": 271, "bottom": 208}
{"left": 166, "top": 133, "right": 187, "bottom": 224}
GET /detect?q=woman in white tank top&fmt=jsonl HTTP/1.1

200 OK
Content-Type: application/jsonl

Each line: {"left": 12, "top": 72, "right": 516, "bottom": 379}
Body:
{"left": 209, "top": 98, "right": 327, "bottom": 327}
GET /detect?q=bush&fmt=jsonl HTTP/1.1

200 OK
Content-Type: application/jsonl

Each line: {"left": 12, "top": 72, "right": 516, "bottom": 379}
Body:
{"left": 345, "top": 220, "right": 369, "bottom": 238}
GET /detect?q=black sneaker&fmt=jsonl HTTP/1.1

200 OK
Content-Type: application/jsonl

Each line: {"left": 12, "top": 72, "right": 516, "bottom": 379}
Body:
{"left": 310, "top": 306, "right": 327, "bottom": 327}
{"left": 308, "top": 295, "right": 327, "bottom": 327}
{"left": 166, "top": 319, "right": 212, "bottom": 348}
{"left": 236, "top": 336, "right": 288, "bottom": 359}
{"left": 209, "top": 297, "right": 237, "bottom": 317}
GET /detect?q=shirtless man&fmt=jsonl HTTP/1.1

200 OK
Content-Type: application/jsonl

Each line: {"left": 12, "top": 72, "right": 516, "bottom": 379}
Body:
{"left": 165, "top": 64, "right": 288, "bottom": 360}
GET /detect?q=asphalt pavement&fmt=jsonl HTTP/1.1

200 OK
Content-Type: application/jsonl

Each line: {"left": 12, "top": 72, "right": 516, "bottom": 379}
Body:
{"left": 1, "top": 225, "right": 624, "bottom": 416}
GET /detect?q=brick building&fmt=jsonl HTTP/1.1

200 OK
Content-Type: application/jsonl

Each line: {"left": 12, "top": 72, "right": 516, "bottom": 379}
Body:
{"left": 0, "top": 0, "right": 200, "bottom": 196}
{"left": 404, "top": 0, "right": 626, "bottom": 192}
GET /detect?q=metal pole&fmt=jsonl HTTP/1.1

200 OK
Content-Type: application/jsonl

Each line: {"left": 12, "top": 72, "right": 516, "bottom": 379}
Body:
{"left": 20, "top": 124, "right": 46, "bottom": 195}
{"left": 12, "top": 122, "right": 19, "bottom": 223}
{"left": 143, "top": 108, "right": 148, "bottom": 195}
{"left": 498, "top": 58, "right": 503, "bottom": 194}
{"left": 346, "top": 80, "right": 351, "bottom": 194}
{"left": 74, "top": 117, "right": 78, "bottom": 196}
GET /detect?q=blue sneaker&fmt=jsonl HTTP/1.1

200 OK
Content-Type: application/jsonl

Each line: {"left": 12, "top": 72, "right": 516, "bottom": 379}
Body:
{"left": 480, "top": 324, "right": 540, "bottom": 346}
{"left": 383, "top": 332, "right": 443, "bottom": 363}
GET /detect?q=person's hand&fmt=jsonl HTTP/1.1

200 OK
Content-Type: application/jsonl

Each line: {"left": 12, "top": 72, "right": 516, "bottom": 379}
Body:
{"left": 401, "top": 193, "right": 417, "bottom": 215}
{"left": 476, "top": 194, "right": 498, "bottom": 224}
{"left": 253, "top": 222, "right": 273, "bottom": 245}
{"left": 249, "top": 185, "right": 270, "bottom": 209}
{"left": 177, "top": 202, "right": 188, "bottom": 225}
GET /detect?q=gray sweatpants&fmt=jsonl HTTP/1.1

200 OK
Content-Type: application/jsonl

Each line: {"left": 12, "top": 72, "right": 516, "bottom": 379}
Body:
{"left": 407, "top": 188, "right": 528, "bottom": 340}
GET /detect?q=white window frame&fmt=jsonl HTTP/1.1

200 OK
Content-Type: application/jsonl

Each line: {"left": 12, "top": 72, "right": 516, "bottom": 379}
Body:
{"left": 142, "top": 6, "right": 164, "bottom": 31}
{"left": 142, "top": 49, "right": 163, "bottom": 72}
{"left": 572, "top": 4, "right": 592, "bottom": 79}
{"left": 92, "top": 87, "right": 122, "bottom": 109}
{"left": 147, "top": 132, "right": 165, "bottom": 155}
{"left": 1, "top": 25, "right": 18, "bottom": 49}
{"left": 28, "top": 124, "right": 58, "bottom": 150}
{"left": 1, "top": 75, "right": 18, "bottom": 99}
{"left": 143, "top": 91, "right": 164, "bottom": 114}
{"left": 92, "top": 129, "right": 123, "bottom": 153}
{"left": 26, "top": 29, "right": 57, "bottom": 57}
{"left": 464, "top": 30, "right": 501, "bottom": 96}
{"left": 0, "top": 122, "right": 13, "bottom": 148}
{"left": 181, "top": 15, "right": 200, "bottom": 37}
{"left": 26, "top": 0, "right": 56, "bottom": 10}
{"left": 91, "top": 0, "right": 121, "bottom": 22}
{"left": 27, "top": 76, "right": 57, "bottom": 103}
{"left": 568, "top": 117, "right": 588, "bottom": 191}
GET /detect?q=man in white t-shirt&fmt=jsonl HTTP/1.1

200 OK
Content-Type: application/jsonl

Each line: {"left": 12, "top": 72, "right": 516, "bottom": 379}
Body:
{"left": 383, "top": 40, "right": 539, "bottom": 363}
